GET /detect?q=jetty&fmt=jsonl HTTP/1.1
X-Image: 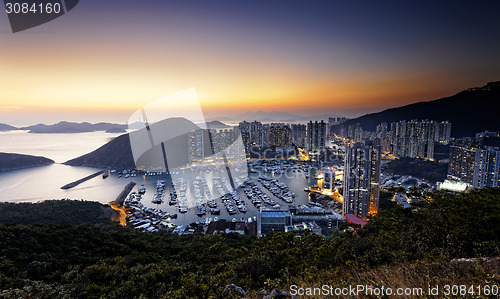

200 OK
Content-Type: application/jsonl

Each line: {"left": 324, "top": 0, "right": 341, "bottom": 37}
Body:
{"left": 61, "top": 170, "right": 106, "bottom": 189}
{"left": 115, "top": 182, "right": 137, "bottom": 206}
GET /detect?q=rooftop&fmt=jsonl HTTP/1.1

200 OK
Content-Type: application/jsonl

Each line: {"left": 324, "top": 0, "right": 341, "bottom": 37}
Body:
{"left": 344, "top": 213, "right": 367, "bottom": 228}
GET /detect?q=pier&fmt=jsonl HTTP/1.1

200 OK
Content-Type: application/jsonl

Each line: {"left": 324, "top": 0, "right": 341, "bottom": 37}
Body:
{"left": 60, "top": 170, "right": 106, "bottom": 190}
{"left": 115, "top": 182, "right": 137, "bottom": 206}
{"left": 304, "top": 186, "right": 321, "bottom": 194}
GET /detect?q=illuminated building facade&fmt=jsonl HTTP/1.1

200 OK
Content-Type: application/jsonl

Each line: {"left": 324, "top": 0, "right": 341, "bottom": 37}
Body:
{"left": 188, "top": 129, "right": 205, "bottom": 164}
{"left": 291, "top": 124, "right": 306, "bottom": 148}
{"left": 343, "top": 142, "right": 381, "bottom": 219}
{"left": 448, "top": 144, "right": 500, "bottom": 189}
{"left": 473, "top": 147, "right": 500, "bottom": 188}
{"left": 306, "top": 120, "right": 326, "bottom": 158}
{"left": 269, "top": 123, "right": 292, "bottom": 147}
{"left": 448, "top": 145, "right": 476, "bottom": 185}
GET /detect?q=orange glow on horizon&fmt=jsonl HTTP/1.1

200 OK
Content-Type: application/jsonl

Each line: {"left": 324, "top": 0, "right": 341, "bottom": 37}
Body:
{"left": 0, "top": 29, "right": 480, "bottom": 118}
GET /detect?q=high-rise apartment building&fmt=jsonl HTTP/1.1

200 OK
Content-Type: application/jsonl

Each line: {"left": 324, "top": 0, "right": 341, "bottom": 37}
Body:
{"left": 250, "top": 121, "right": 264, "bottom": 148}
{"left": 448, "top": 144, "right": 500, "bottom": 189}
{"left": 188, "top": 129, "right": 205, "bottom": 164}
{"left": 448, "top": 145, "right": 477, "bottom": 185}
{"left": 306, "top": 120, "right": 326, "bottom": 153}
{"left": 343, "top": 142, "right": 381, "bottom": 219}
{"left": 472, "top": 147, "right": 500, "bottom": 188}
{"left": 238, "top": 121, "right": 251, "bottom": 154}
{"left": 390, "top": 120, "right": 450, "bottom": 160}
{"left": 291, "top": 124, "right": 306, "bottom": 148}
{"left": 239, "top": 120, "right": 269, "bottom": 154}
{"left": 269, "top": 123, "right": 292, "bottom": 147}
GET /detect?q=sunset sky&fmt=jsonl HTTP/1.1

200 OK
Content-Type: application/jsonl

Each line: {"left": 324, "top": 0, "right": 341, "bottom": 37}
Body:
{"left": 1, "top": 0, "right": 500, "bottom": 125}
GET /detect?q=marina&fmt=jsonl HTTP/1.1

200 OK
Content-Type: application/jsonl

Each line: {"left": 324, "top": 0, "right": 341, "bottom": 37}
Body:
{"left": 115, "top": 182, "right": 137, "bottom": 205}
{"left": 116, "top": 160, "right": 320, "bottom": 231}
{"left": 0, "top": 131, "right": 324, "bottom": 230}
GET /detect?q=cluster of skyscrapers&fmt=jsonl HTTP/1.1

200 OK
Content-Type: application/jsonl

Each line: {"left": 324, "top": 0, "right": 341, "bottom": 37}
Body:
{"left": 238, "top": 120, "right": 328, "bottom": 155}
{"left": 185, "top": 115, "right": 499, "bottom": 220}
{"left": 336, "top": 120, "right": 451, "bottom": 218}
{"left": 187, "top": 120, "right": 331, "bottom": 165}
{"left": 340, "top": 120, "right": 452, "bottom": 160}
{"left": 447, "top": 131, "right": 500, "bottom": 188}
{"left": 188, "top": 127, "right": 245, "bottom": 165}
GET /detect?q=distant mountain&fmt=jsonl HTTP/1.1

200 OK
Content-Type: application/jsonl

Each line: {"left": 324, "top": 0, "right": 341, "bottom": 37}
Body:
{"left": 0, "top": 152, "right": 54, "bottom": 171}
{"left": 65, "top": 117, "right": 203, "bottom": 169}
{"left": 0, "top": 123, "right": 18, "bottom": 131}
{"left": 21, "top": 121, "right": 127, "bottom": 133}
{"left": 236, "top": 111, "right": 300, "bottom": 122}
{"left": 22, "top": 122, "right": 92, "bottom": 133}
{"left": 301, "top": 114, "right": 346, "bottom": 122}
{"left": 105, "top": 127, "right": 127, "bottom": 133}
{"left": 334, "top": 81, "right": 500, "bottom": 137}
{"left": 206, "top": 116, "right": 234, "bottom": 122}
{"left": 206, "top": 120, "right": 231, "bottom": 128}
{"left": 208, "top": 111, "right": 345, "bottom": 123}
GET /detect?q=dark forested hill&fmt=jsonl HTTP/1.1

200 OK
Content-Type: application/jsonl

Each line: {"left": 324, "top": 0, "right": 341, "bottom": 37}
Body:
{"left": 0, "top": 188, "right": 498, "bottom": 298}
{"left": 64, "top": 133, "right": 135, "bottom": 169}
{"left": 334, "top": 81, "right": 500, "bottom": 137}
{"left": 0, "top": 200, "right": 116, "bottom": 225}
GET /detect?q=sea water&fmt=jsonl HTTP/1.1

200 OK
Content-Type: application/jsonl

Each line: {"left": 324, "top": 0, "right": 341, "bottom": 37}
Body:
{"left": 0, "top": 131, "right": 318, "bottom": 225}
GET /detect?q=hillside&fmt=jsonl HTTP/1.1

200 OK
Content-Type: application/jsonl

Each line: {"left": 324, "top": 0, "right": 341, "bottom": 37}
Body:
{"left": 0, "top": 152, "right": 54, "bottom": 171}
{"left": 65, "top": 117, "right": 203, "bottom": 169}
{"left": 0, "top": 123, "right": 17, "bottom": 131}
{"left": 0, "top": 200, "right": 117, "bottom": 225}
{"left": 64, "top": 133, "right": 136, "bottom": 169}
{"left": 334, "top": 81, "right": 500, "bottom": 137}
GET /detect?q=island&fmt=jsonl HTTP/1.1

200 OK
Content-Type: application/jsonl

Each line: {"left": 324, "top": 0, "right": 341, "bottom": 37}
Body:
{"left": 21, "top": 121, "right": 127, "bottom": 134}
{"left": 105, "top": 127, "right": 127, "bottom": 133}
{"left": 0, "top": 123, "right": 18, "bottom": 131}
{"left": 0, "top": 152, "right": 54, "bottom": 171}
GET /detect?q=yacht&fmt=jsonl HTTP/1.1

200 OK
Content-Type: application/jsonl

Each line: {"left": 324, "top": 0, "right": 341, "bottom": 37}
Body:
{"left": 195, "top": 204, "right": 207, "bottom": 216}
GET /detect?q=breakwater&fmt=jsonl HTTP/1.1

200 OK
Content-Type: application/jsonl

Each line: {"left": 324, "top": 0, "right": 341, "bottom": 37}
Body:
{"left": 115, "top": 182, "right": 137, "bottom": 206}
{"left": 61, "top": 170, "right": 105, "bottom": 189}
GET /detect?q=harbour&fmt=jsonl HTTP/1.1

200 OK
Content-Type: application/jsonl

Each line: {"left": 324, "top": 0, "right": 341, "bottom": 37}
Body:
{"left": 117, "top": 160, "right": 321, "bottom": 228}
{"left": 0, "top": 130, "right": 336, "bottom": 231}
{"left": 0, "top": 161, "right": 321, "bottom": 230}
